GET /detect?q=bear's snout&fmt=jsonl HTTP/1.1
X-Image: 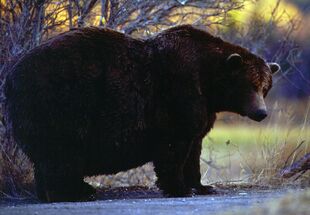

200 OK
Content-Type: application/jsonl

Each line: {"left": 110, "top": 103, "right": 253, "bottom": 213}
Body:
{"left": 246, "top": 92, "right": 268, "bottom": 122}
{"left": 248, "top": 109, "right": 268, "bottom": 122}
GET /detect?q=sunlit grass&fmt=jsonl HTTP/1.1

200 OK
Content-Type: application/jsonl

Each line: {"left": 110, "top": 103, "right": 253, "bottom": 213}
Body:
{"left": 200, "top": 100, "right": 310, "bottom": 186}
{"left": 203, "top": 124, "right": 309, "bottom": 148}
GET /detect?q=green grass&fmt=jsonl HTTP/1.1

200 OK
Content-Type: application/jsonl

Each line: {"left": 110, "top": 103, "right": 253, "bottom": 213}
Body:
{"left": 203, "top": 124, "right": 309, "bottom": 149}
{"left": 200, "top": 115, "right": 310, "bottom": 186}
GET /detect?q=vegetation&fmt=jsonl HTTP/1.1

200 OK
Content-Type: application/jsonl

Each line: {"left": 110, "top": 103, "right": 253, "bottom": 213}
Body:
{"left": 201, "top": 99, "right": 310, "bottom": 187}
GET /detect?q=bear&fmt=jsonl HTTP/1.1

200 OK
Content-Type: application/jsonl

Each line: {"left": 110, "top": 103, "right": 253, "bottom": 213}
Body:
{"left": 4, "top": 25, "right": 280, "bottom": 202}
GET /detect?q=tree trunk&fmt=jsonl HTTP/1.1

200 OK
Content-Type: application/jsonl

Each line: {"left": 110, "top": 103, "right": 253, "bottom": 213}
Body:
{"left": 32, "top": 2, "right": 45, "bottom": 47}
{"left": 68, "top": 0, "right": 73, "bottom": 29}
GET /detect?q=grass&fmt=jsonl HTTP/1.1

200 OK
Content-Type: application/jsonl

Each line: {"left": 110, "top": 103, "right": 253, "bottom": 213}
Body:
{"left": 204, "top": 124, "right": 308, "bottom": 148}
{"left": 200, "top": 124, "right": 309, "bottom": 185}
{"left": 200, "top": 99, "right": 310, "bottom": 187}
{"left": 0, "top": 139, "right": 34, "bottom": 199}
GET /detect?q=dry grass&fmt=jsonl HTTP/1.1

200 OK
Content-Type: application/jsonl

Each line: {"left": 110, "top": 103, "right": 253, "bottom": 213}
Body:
{"left": 201, "top": 99, "right": 310, "bottom": 187}
{"left": 0, "top": 140, "right": 34, "bottom": 199}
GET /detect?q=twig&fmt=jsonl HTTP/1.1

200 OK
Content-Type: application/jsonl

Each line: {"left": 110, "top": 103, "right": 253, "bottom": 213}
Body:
{"left": 280, "top": 152, "right": 310, "bottom": 178}
{"left": 283, "top": 140, "right": 305, "bottom": 168}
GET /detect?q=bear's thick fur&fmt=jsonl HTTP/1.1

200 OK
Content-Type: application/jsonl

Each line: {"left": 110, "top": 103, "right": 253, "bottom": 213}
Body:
{"left": 4, "top": 25, "right": 279, "bottom": 202}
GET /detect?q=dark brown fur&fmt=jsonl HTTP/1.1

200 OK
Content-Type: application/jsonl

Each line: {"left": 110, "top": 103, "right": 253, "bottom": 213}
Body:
{"left": 4, "top": 25, "right": 275, "bottom": 202}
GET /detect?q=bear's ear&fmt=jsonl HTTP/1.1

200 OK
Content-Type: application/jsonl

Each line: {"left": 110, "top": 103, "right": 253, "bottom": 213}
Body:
{"left": 268, "top": 62, "right": 280, "bottom": 74}
{"left": 226, "top": 53, "right": 243, "bottom": 69}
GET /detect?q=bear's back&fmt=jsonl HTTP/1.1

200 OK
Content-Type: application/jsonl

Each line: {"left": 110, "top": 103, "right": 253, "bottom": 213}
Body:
{"left": 4, "top": 27, "right": 152, "bottom": 162}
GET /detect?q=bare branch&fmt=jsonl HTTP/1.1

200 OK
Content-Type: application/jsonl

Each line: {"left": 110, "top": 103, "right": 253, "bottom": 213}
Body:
{"left": 280, "top": 152, "right": 310, "bottom": 178}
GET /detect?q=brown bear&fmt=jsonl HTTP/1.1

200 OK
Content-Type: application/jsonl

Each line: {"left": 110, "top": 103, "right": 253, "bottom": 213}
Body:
{"left": 4, "top": 25, "right": 280, "bottom": 202}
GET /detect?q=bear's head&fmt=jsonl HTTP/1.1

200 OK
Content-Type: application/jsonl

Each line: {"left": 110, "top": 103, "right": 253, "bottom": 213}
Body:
{"left": 151, "top": 25, "right": 280, "bottom": 122}
{"left": 213, "top": 52, "right": 280, "bottom": 122}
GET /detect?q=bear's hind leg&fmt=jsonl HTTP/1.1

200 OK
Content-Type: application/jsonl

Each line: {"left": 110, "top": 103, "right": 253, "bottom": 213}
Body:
{"left": 34, "top": 161, "right": 95, "bottom": 202}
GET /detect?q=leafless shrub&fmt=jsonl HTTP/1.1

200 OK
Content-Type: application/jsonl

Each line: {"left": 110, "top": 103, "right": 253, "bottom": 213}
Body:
{"left": 221, "top": 0, "right": 305, "bottom": 88}
{"left": 0, "top": 137, "right": 34, "bottom": 198}
{"left": 101, "top": 0, "right": 244, "bottom": 35}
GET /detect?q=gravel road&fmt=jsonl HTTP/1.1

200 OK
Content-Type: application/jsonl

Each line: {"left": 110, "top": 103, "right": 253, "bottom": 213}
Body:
{"left": 0, "top": 188, "right": 293, "bottom": 215}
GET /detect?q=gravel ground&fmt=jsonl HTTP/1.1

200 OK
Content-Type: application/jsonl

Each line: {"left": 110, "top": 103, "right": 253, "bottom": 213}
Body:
{"left": 0, "top": 187, "right": 303, "bottom": 215}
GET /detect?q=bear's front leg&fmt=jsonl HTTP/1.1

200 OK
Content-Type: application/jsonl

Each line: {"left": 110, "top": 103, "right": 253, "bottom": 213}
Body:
{"left": 183, "top": 139, "right": 217, "bottom": 195}
{"left": 153, "top": 137, "right": 193, "bottom": 197}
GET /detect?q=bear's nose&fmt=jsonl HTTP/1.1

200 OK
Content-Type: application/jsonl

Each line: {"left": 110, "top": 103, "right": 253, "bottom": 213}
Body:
{"left": 249, "top": 109, "right": 268, "bottom": 122}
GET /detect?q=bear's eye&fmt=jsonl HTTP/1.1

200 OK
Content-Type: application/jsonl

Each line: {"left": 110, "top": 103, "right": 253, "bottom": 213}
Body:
{"left": 262, "top": 86, "right": 271, "bottom": 97}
